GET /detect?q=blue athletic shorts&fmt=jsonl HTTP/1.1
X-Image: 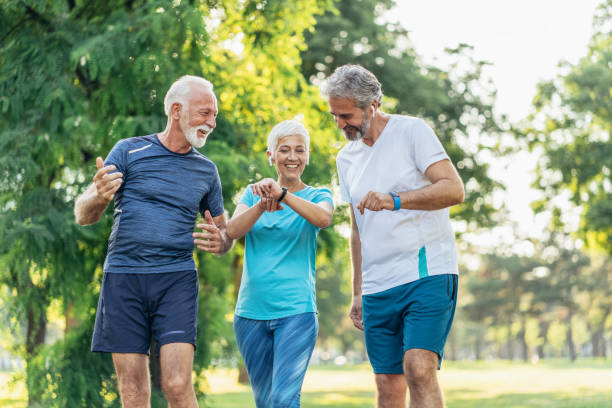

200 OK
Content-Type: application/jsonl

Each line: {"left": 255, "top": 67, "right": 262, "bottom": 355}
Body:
{"left": 362, "top": 274, "right": 458, "bottom": 374}
{"left": 91, "top": 270, "right": 199, "bottom": 356}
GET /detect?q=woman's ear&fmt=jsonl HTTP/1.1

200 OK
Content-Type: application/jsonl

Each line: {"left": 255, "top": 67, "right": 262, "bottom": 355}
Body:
{"left": 267, "top": 150, "right": 273, "bottom": 166}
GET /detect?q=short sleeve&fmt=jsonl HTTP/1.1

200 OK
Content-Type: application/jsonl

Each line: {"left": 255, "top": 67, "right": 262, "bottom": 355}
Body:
{"left": 312, "top": 187, "right": 334, "bottom": 208}
{"left": 413, "top": 119, "right": 449, "bottom": 174}
{"left": 199, "top": 166, "right": 225, "bottom": 218}
{"left": 104, "top": 139, "right": 128, "bottom": 175}
{"left": 336, "top": 160, "right": 351, "bottom": 203}
{"left": 238, "top": 185, "right": 255, "bottom": 207}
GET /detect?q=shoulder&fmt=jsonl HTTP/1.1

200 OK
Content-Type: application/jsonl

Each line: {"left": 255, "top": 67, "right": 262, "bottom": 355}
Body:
{"left": 190, "top": 150, "right": 219, "bottom": 170}
{"left": 302, "top": 185, "right": 333, "bottom": 202}
{"left": 388, "top": 115, "right": 428, "bottom": 134}
{"left": 113, "top": 134, "right": 157, "bottom": 152}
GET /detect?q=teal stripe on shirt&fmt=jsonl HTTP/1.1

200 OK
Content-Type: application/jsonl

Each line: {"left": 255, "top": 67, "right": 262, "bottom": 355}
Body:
{"left": 418, "top": 246, "right": 429, "bottom": 278}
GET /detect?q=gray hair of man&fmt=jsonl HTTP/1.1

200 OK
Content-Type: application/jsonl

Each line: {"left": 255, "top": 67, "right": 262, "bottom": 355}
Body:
{"left": 163, "top": 75, "right": 214, "bottom": 116}
{"left": 266, "top": 117, "right": 310, "bottom": 165}
{"left": 320, "top": 64, "right": 383, "bottom": 110}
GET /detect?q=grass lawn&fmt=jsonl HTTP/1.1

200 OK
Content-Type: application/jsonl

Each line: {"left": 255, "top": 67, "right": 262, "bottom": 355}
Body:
{"left": 2, "top": 360, "right": 612, "bottom": 407}
{"left": 202, "top": 360, "right": 612, "bottom": 408}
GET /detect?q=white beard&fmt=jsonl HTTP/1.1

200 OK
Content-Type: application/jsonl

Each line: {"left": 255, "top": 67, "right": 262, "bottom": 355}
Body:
{"left": 180, "top": 113, "right": 212, "bottom": 149}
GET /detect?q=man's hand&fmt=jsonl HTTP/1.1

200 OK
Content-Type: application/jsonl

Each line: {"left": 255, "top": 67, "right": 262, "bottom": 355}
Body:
{"left": 94, "top": 157, "right": 123, "bottom": 203}
{"left": 194, "top": 210, "right": 225, "bottom": 254}
{"left": 356, "top": 191, "right": 394, "bottom": 215}
{"left": 349, "top": 295, "right": 364, "bottom": 331}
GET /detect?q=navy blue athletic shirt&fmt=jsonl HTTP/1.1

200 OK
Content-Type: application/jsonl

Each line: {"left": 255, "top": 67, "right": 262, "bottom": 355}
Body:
{"left": 102, "top": 134, "right": 224, "bottom": 273}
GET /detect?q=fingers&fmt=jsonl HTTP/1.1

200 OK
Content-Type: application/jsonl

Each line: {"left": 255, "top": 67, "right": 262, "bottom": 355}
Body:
{"left": 193, "top": 222, "right": 222, "bottom": 254}
{"left": 251, "top": 183, "right": 262, "bottom": 197}
{"left": 94, "top": 167, "right": 123, "bottom": 201}
{"left": 204, "top": 210, "right": 215, "bottom": 225}
{"left": 349, "top": 308, "right": 364, "bottom": 331}
{"left": 357, "top": 191, "right": 389, "bottom": 214}
{"left": 96, "top": 157, "right": 104, "bottom": 170}
{"left": 194, "top": 239, "right": 222, "bottom": 253}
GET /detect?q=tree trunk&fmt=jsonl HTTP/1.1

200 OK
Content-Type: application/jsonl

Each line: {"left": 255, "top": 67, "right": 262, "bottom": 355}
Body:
{"left": 64, "top": 303, "right": 80, "bottom": 335}
{"left": 518, "top": 317, "right": 528, "bottom": 362}
{"left": 26, "top": 307, "right": 47, "bottom": 407}
{"left": 537, "top": 320, "right": 550, "bottom": 359}
{"left": 506, "top": 321, "right": 514, "bottom": 360}
{"left": 474, "top": 335, "right": 482, "bottom": 360}
{"left": 567, "top": 309, "right": 576, "bottom": 361}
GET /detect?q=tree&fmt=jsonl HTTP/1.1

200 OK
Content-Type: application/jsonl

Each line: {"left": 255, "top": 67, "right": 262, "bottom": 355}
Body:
{"left": 527, "top": 0, "right": 612, "bottom": 255}
{"left": 1, "top": 0, "right": 338, "bottom": 405}
{"left": 302, "top": 0, "right": 504, "bottom": 231}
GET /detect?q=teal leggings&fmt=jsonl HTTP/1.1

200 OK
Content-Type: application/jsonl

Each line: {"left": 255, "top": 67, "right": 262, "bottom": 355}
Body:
{"left": 234, "top": 313, "right": 318, "bottom": 408}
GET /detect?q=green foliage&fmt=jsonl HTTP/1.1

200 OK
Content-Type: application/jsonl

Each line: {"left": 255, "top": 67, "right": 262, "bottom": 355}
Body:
{"left": 302, "top": 0, "right": 504, "bottom": 231}
{"left": 526, "top": 0, "right": 612, "bottom": 253}
{"left": 1, "top": 0, "right": 341, "bottom": 405}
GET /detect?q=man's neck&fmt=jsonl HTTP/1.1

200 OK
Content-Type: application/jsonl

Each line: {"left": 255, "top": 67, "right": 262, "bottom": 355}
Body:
{"left": 361, "top": 111, "right": 390, "bottom": 147}
{"left": 158, "top": 125, "right": 192, "bottom": 154}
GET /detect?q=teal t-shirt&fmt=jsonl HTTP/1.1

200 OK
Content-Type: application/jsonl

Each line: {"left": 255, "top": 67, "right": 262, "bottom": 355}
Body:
{"left": 235, "top": 185, "right": 334, "bottom": 320}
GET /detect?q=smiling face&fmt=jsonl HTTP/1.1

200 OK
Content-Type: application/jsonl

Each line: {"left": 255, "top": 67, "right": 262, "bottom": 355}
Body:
{"left": 269, "top": 134, "right": 309, "bottom": 182}
{"left": 328, "top": 97, "right": 372, "bottom": 141}
{"left": 180, "top": 86, "right": 218, "bottom": 148}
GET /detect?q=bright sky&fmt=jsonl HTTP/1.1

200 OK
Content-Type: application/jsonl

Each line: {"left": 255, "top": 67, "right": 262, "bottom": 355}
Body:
{"left": 389, "top": 0, "right": 601, "bottom": 250}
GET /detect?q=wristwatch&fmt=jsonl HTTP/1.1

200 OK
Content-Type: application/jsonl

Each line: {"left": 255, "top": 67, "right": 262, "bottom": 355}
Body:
{"left": 277, "top": 187, "right": 288, "bottom": 202}
{"left": 389, "top": 192, "right": 401, "bottom": 211}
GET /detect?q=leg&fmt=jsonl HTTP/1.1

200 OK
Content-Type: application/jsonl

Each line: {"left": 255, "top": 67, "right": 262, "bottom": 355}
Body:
{"left": 403, "top": 349, "right": 443, "bottom": 408}
{"left": 160, "top": 343, "right": 198, "bottom": 408}
{"left": 270, "top": 313, "right": 318, "bottom": 407}
{"left": 234, "top": 315, "right": 274, "bottom": 407}
{"left": 362, "top": 288, "right": 406, "bottom": 407}
{"left": 374, "top": 374, "right": 407, "bottom": 408}
{"left": 112, "top": 353, "right": 151, "bottom": 408}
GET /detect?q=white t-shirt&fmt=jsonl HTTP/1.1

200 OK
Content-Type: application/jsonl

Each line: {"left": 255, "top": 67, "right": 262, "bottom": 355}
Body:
{"left": 336, "top": 115, "right": 459, "bottom": 295}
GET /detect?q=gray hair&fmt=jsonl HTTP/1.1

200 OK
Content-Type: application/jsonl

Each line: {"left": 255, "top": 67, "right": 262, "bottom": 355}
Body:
{"left": 320, "top": 64, "right": 382, "bottom": 109}
{"left": 267, "top": 118, "right": 310, "bottom": 164}
{"left": 164, "top": 75, "right": 214, "bottom": 116}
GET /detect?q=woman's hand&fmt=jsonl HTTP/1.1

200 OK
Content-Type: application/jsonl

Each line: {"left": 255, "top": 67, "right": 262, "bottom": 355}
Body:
{"left": 257, "top": 196, "right": 283, "bottom": 213}
{"left": 251, "top": 178, "right": 283, "bottom": 200}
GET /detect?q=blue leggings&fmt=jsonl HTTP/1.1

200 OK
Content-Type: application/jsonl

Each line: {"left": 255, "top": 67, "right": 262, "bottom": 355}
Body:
{"left": 234, "top": 312, "right": 318, "bottom": 408}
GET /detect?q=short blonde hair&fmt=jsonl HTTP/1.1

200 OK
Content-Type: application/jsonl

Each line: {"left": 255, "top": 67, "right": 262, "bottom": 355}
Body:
{"left": 164, "top": 75, "right": 214, "bottom": 115}
{"left": 266, "top": 119, "right": 310, "bottom": 165}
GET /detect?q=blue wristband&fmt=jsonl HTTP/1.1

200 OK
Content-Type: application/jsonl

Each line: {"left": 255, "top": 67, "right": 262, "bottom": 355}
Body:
{"left": 389, "top": 192, "right": 401, "bottom": 211}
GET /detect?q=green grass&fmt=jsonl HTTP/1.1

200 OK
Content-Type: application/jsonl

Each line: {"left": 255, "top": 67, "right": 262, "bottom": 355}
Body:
{"left": 3, "top": 360, "right": 612, "bottom": 407}
{"left": 203, "top": 360, "right": 612, "bottom": 408}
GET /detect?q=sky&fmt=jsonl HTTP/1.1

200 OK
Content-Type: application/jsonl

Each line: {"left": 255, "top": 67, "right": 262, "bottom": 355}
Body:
{"left": 389, "top": 0, "right": 602, "bottom": 249}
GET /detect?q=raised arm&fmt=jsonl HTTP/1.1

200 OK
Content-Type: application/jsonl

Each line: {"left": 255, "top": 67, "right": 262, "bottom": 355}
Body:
{"left": 253, "top": 178, "right": 333, "bottom": 229}
{"left": 226, "top": 201, "right": 266, "bottom": 240}
{"left": 74, "top": 157, "right": 123, "bottom": 225}
{"left": 356, "top": 159, "right": 464, "bottom": 214}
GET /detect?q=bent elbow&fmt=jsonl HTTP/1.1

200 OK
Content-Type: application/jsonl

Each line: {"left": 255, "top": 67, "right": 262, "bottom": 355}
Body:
{"left": 456, "top": 188, "right": 465, "bottom": 205}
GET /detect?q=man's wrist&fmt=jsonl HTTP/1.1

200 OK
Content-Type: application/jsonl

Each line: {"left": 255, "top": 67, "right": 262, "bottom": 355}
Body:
{"left": 388, "top": 192, "right": 401, "bottom": 211}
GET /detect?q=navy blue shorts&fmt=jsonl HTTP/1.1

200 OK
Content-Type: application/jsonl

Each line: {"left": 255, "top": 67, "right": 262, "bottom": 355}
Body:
{"left": 91, "top": 270, "right": 198, "bottom": 356}
{"left": 362, "top": 274, "right": 458, "bottom": 374}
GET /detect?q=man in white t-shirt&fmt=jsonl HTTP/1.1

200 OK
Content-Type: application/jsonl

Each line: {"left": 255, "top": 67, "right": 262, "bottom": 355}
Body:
{"left": 321, "top": 64, "right": 464, "bottom": 408}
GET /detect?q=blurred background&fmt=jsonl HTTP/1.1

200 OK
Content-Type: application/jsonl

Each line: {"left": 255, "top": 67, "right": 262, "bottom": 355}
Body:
{"left": 1, "top": 0, "right": 611, "bottom": 406}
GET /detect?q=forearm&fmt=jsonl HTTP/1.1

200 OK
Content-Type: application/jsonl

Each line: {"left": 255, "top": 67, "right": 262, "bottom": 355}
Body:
{"left": 350, "top": 231, "right": 363, "bottom": 296}
{"left": 283, "top": 192, "right": 333, "bottom": 228}
{"left": 74, "top": 186, "right": 110, "bottom": 226}
{"left": 226, "top": 205, "right": 265, "bottom": 239}
{"left": 399, "top": 178, "right": 464, "bottom": 211}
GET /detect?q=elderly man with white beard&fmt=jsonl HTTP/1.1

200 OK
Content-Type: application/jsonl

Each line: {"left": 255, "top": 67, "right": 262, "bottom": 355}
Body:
{"left": 74, "top": 75, "right": 233, "bottom": 408}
